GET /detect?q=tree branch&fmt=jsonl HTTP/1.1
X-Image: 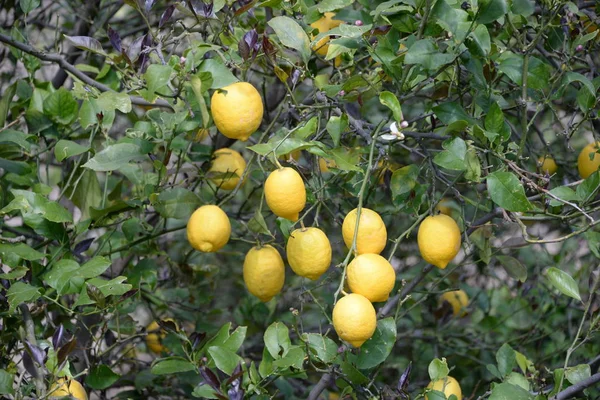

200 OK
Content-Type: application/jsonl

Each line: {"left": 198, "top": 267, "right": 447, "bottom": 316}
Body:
{"left": 551, "top": 372, "right": 600, "bottom": 400}
{"left": 307, "top": 372, "right": 334, "bottom": 400}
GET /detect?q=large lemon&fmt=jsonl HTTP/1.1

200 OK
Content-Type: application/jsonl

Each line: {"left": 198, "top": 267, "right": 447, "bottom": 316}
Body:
{"left": 342, "top": 208, "right": 387, "bottom": 254}
{"left": 347, "top": 253, "right": 396, "bottom": 302}
{"left": 577, "top": 141, "right": 600, "bottom": 179}
{"left": 538, "top": 155, "right": 557, "bottom": 175}
{"left": 310, "top": 12, "right": 342, "bottom": 57}
{"left": 146, "top": 318, "right": 178, "bottom": 354}
{"left": 49, "top": 378, "right": 87, "bottom": 400}
{"left": 243, "top": 245, "right": 285, "bottom": 302}
{"left": 332, "top": 293, "right": 377, "bottom": 347}
{"left": 187, "top": 205, "right": 231, "bottom": 252}
{"left": 439, "top": 290, "right": 468, "bottom": 317}
{"left": 426, "top": 376, "right": 462, "bottom": 400}
{"left": 418, "top": 214, "right": 461, "bottom": 269}
{"left": 208, "top": 148, "right": 247, "bottom": 190}
{"left": 286, "top": 227, "right": 332, "bottom": 280}
{"left": 210, "top": 82, "right": 264, "bottom": 141}
{"left": 264, "top": 167, "right": 306, "bottom": 221}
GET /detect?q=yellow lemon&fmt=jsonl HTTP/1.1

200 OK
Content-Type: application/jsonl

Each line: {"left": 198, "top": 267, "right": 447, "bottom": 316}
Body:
{"left": 49, "top": 378, "right": 88, "bottom": 400}
{"left": 332, "top": 293, "right": 377, "bottom": 347}
{"left": 439, "top": 290, "right": 469, "bottom": 317}
{"left": 310, "top": 12, "right": 342, "bottom": 56}
{"left": 435, "top": 198, "right": 453, "bottom": 216}
{"left": 426, "top": 376, "right": 462, "bottom": 400}
{"left": 342, "top": 208, "right": 387, "bottom": 254}
{"left": 577, "top": 141, "right": 600, "bottom": 179}
{"left": 347, "top": 253, "right": 396, "bottom": 302}
{"left": 286, "top": 227, "right": 332, "bottom": 280}
{"left": 208, "top": 148, "right": 247, "bottom": 190}
{"left": 538, "top": 156, "right": 557, "bottom": 175}
{"left": 418, "top": 214, "right": 461, "bottom": 269}
{"left": 243, "top": 245, "right": 285, "bottom": 302}
{"left": 187, "top": 205, "right": 231, "bottom": 252}
{"left": 264, "top": 167, "right": 306, "bottom": 221}
{"left": 319, "top": 158, "right": 336, "bottom": 173}
{"left": 146, "top": 318, "right": 178, "bottom": 354}
{"left": 195, "top": 128, "right": 210, "bottom": 142}
{"left": 279, "top": 149, "right": 302, "bottom": 163}
{"left": 210, "top": 82, "right": 264, "bottom": 141}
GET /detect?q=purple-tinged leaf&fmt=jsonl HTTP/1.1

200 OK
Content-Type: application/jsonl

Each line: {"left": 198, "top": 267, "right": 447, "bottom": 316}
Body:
{"left": 73, "top": 238, "right": 94, "bottom": 255}
{"left": 22, "top": 351, "right": 39, "bottom": 378}
{"left": 24, "top": 341, "right": 45, "bottom": 365}
{"left": 291, "top": 69, "right": 302, "bottom": 86}
{"left": 127, "top": 35, "right": 145, "bottom": 63}
{"left": 145, "top": 0, "right": 155, "bottom": 12}
{"left": 159, "top": 5, "right": 175, "bottom": 28}
{"left": 243, "top": 29, "right": 259, "bottom": 51}
{"left": 57, "top": 338, "right": 77, "bottom": 365}
{"left": 107, "top": 27, "right": 121, "bottom": 53}
{"left": 200, "top": 366, "right": 220, "bottom": 390}
{"left": 52, "top": 324, "right": 64, "bottom": 349}
{"left": 119, "top": 289, "right": 138, "bottom": 302}
{"left": 238, "top": 38, "right": 250, "bottom": 61}
{"left": 190, "top": 332, "right": 207, "bottom": 350}
{"left": 398, "top": 361, "right": 412, "bottom": 392}
{"left": 64, "top": 35, "right": 106, "bottom": 55}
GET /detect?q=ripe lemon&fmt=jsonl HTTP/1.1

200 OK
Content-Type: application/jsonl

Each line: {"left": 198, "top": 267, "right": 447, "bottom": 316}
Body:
{"left": 243, "top": 245, "right": 285, "bottom": 302}
{"left": 187, "top": 205, "right": 231, "bottom": 252}
{"left": 342, "top": 208, "right": 387, "bottom": 254}
{"left": 210, "top": 82, "right": 264, "bottom": 141}
{"left": 286, "top": 227, "right": 332, "bottom": 280}
{"left": 49, "top": 378, "right": 87, "bottom": 400}
{"left": 280, "top": 149, "right": 302, "bottom": 162}
{"left": 264, "top": 167, "right": 306, "bottom": 221}
{"left": 435, "top": 198, "right": 453, "bottom": 216}
{"left": 332, "top": 293, "right": 377, "bottom": 347}
{"left": 577, "top": 141, "right": 600, "bottom": 179}
{"left": 310, "top": 12, "right": 342, "bottom": 57}
{"left": 426, "top": 376, "right": 462, "bottom": 400}
{"left": 319, "top": 157, "right": 336, "bottom": 173}
{"left": 538, "top": 156, "right": 557, "bottom": 175}
{"left": 418, "top": 214, "right": 461, "bottom": 269}
{"left": 347, "top": 253, "right": 396, "bottom": 302}
{"left": 146, "top": 318, "right": 178, "bottom": 354}
{"left": 208, "top": 148, "right": 247, "bottom": 190}
{"left": 439, "top": 290, "right": 468, "bottom": 317}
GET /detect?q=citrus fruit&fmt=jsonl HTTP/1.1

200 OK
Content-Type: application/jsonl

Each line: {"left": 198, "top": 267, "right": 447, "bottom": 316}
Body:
{"left": 210, "top": 82, "right": 264, "bottom": 141}
{"left": 342, "top": 208, "right": 387, "bottom": 254}
{"left": 243, "top": 245, "right": 285, "bottom": 302}
{"left": 538, "top": 156, "right": 557, "bottom": 175}
{"left": 418, "top": 214, "right": 461, "bottom": 269}
{"left": 440, "top": 290, "right": 468, "bottom": 317}
{"left": 146, "top": 318, "right": 178, "bottom": 354}
{"left": 435, "top": 198, "right": 453, "bottom": 216}
{"left": 426, "top": 376, "right": 462, "bottom": 400}
{"left": 577, "top": 141, "right": 600, "bottom": 179}
{"left": 49, "top": 378, "right": 87, "bottom": 400}
{"left": 347, "top": 253, "right": 396, "bottom": 302}
{"left": 332, "top": 293, "right": 377, "bottom": 347}
{"left": 319, "top": 157, "right": 336, "bottom": 173}
{"left": 310, "top": 12, "right": 342, "bottom": 57}
{"left": 286, "top": 227, "right": 332, "bottom": 280}
{"left": 187, "top": 205, "right": 231, "bottom": 252}
{"left": 208, "top": 148, "right": 247, "bottom": 190}
{"left": 264, "top": 167, "right": 306, "bottom": 221}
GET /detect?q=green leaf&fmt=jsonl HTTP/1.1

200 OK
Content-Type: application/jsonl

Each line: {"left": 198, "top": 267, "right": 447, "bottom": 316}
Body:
{"left": 496, "top": 255, "right": 527, "bottom": 282}
{"left": 565, "top": 364, "right": 591, "bottom": 385}
{"left": 64, "top": 35, "right": 106, "bottom": 56}
{"left": 96, "top": 91, "right": 132, "bottom": 114}
{"left": 54, "top": 140, "right": 90, "bottom": 162}
{"left": 326, "top": 114, "right": 348, "bottom": 147}
{"left": 19, "top": 0, "right": 40, "bottom": 13}
{"left": 0, "top": 267, "right": 29, "bottom": 280}
{"left": 379, "top": 91, "right": 403, "bottom": 123}
{"left": 433, "top": 102, "right": 474, "bottom": 125}
{"left": 390, "top": 164, "right": 419, "bottom": 201}
{"left": 547, "top": 267, "right": 581, "bottom": 301}
{"left": 0, "top": 129, "right": 32, "bottom": 151}
{"left": 465, "top": 148, "right": 481, "bottom": 182}
{"left": 496, "top": 343, "right": 516, "bottom": 377}
{"left": 576, "top": 172, "right": 600, "bottom": 204}
{"left": 505, "top": 373, "right": 530, "bottom": 391}
{"left": 268, "top": 16, "right": 311, "bottom": 64}
{"left": 154, "top": 188, "right": 201, "bottom": 220}
{"left": 511, "top": 0, "right": 534, "bottom": 16}
{"left": 7, "top": 282, "right": 41, "bottom": 313}
{"left": 316, "top": 0, "right": 354, "bottom": 12}
{"left": 74, "top": 276, "right": 133, "bottom": 306}
{"left": 86, "top": 364, "right": 121, "bottom": 390}
{"left": 208, "top": 346, "right": 242, "bottom": 375}
{"left": 468, "top": 24, "right": 491, "bottom": 56}
{"left": 192, "top": 384, "right": 219, "bottom": 399}
{"left": 428, "top": 358, "right": 449, "bottom": 381}
{"left": 272, "top": 345, "right": 304, "bottom": 370}
{"left": 83, "top": 143, "right": 144, "bottom": 171}
{"left": 294, "top": 116, "right": 318, "bottom": 140}
{"left": 0, "top": 370, "right": 14, "bottom": 395}
{"left": 0, "top": 158, "right": 31, "bottom": 175}
{"left": 0, "top": 243, "right": 45, "bottom": 261}
{"left": 434, "top": 137, "right": 467, "bottom": 171}
{"left": 43, "top": 88, "right": 78, "bottom": 125}
{"left": 485, "top": 102, "right": 505, "bottom": 133}
{"left": 264, "top": 322, "right": 291, "bottom": 359}
{"left": 141, "top": 64, "right": 173, "bottom": 102}
{"left": 478, "top": 0, "right": 507, "bottom": 24}
{"left": 305, "top": 333, "right": 338, "bottom": 364}
{"left": 248, "top": 211, "right": 273, "bottom": 237}
{"left": 356, "top": 318, "right": 396, "bottom": 369}
{"left": 563, "top": 72, "right": 596, "bottom": 98}
{"left": 0, "top": 84, "right": 16, "bottom": 128}
{"left": 486, "top": 171, "right": 533, "bottom": 212}
{"left": 405, "top": 39, "right": 455, "bottom": 71}
{"left": 223, "top": 326, "right": 247, "bottom": 352}
{"left": 151, "top": 358, "right": 196, "bottom": 375}
{"left": 198, "top": 59, "right": 239, "bottom": 89}
{"left": 548, "top": 186, "right": 578, "bottom": 207}
{"left": 489, "top": 382, "right": 534, "bottom": 400}
{"left": 340, "top": 360, "right": 369, "bottom": 384}
{"left": 2, "top": 190, "right": 72, "bottom": 223}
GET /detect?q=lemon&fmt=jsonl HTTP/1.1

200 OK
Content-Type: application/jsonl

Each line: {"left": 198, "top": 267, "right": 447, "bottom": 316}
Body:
{"left": 208, "top": 148, "right": 247, "bottom": 190}
{"left": 538, "top": 156, "right": 557, "bottom": 175}
{"left": 49, "top": 379, "right": 87, "bottom": 400}
{"left": 264, "top": 167, "right": 306, "bottom": 221}
{"left": 286, "top": 227, "right": 332, "bottom": 280}
{"left": 210, "top": 82, "right": 264, "bottom": 141}
{"left": 280, "top": 149, "right": 302, "bottom": 162}
{"left": 418, "top": 214, "right": 461, "bottom": 269}
{"left": 146, "top": 318, "right": 178, "bottom": 354}
{"left": 426, "top": 376, "right": 462, "bottom": 400}
{"left": 332, "top": 293, "right": 377, "bottom": 347}
{"left": 310, "top": 12, "right": 342, "bottom": 57}
{"left": 577, "top": 141, "right": 600, "bottom": 179}
{"left": 347, "top": 253, "right": 396, "bottom": 302}
{"left": 319, "top": 158, "right": 336, "bottom": 173}
{"left": 187, "top": 205, "right": 231, "bottom": 252}
{"left": 195, "top": 128, "right": 210, "bottom": 142}
{"left": 439, "top": 290, "right": 468, "bottom": 317}
{"left": 243, "top": 245, "right": 285, "bottom": 302}
{"left": 342, "top": 208, "right": 387, "bottom": 254}
{"left": 435, "top": 198, "right": 453, "bottom": 216}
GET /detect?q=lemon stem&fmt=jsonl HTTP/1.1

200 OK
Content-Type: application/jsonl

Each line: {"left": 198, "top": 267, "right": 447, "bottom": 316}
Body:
{"left": 300, "top": 220, "right": 306, "bottom": 231}
{"left": 341, "top": 290, "right": 348, "bottom": 296}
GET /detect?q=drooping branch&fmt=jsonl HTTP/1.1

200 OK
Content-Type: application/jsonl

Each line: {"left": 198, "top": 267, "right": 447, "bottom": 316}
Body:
{"left": 551, "top": 372, "right": 600, "bottom": 400}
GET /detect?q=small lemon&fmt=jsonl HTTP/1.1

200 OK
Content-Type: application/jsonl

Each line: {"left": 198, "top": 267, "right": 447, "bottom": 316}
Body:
{"left": 435, "top": 198, "right": 453, "bottom": 216}
{"left": 439, "top": 290, "right": 468, "bottom": 317}
{"left": 538, "top": 156, "right": 557, "bottom": 175}
{"left": 426, "top": 376, "right": 462, "bottom": 400}
{"left": 146, "top": 318, "right": 178, "bottom": 354}
{"left": 319, "top": 158, "right": 336, "bottom": 173}
{"left": 187, "top": 205, "right": 231, "bottom": 252}
{"left": 310, "top": 12, "right": 342, "bottom": 57}
{"left": 195, "top": 128, "right": 210, "bottom": 142}
{"left": 332, "top": 293, "right": 377, "bottom": 347}
{"left": 211, "top": 82, "right": 264, "bottom": 141}
{"left": 347, "top": 253, "right": 396, "bottom": 302}
{"left": 264, "top": 167, "right": 306, "bottom": 221}
{"left": 208, "top": 148, "right": 247, "bottom": 190}
{"left": 418, "top": 214, "right": 461, "bottom": 269}
{"left": 286, "top": 227, "right": 332, "bottom": 280}
{"left": 280, "top": 149, "right": 302, "bottom": 162}
{"left": 49, "top": 378, "right": 88, "bottom": 400}
{"left": 577, "top": 141, "right": 600, "bottom": 179}
{"left": 342, "top": 208, "right": 387, "bottom": 254}
{"left": 243, "top": 245, "right": 285, "bottom": 302}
